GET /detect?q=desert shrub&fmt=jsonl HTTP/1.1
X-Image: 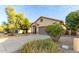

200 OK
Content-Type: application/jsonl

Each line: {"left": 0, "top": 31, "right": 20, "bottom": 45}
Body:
{"left": 45, "top": 23, "right": 65, "bottom": 42}
{"left": 0, "top": 26, "right": 4, "bottom": 32}
{"left": 21, "top": 39, "right": 59, "bottom": 53}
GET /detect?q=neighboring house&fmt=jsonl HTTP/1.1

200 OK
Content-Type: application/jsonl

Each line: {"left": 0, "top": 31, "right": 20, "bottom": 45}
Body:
{"left": 31, "top": 16, "right": 63, "bottom": 34}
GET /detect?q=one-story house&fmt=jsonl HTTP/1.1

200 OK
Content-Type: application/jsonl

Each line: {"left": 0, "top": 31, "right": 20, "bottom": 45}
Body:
{"left": 31, "top": 16, "right": 63, "bottom": 34}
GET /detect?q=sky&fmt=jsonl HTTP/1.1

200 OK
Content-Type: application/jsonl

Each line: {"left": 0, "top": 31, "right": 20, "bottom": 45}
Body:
{"left": 1, "top": 5, "right": 79, "bottom": 24}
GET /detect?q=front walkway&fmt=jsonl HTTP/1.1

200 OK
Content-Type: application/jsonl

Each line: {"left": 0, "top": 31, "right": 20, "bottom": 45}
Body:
{"left": 0, "top": 34, "right": 50, "bottom": 53}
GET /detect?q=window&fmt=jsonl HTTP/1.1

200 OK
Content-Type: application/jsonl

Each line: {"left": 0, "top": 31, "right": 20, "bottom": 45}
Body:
{"left": 40, "top": 18, "right": 43, "bottom": 22}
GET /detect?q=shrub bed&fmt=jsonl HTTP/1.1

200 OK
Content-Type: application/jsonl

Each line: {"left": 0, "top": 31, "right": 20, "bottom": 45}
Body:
{"left": 21, "top": 39, "right": 60, "bottom": 53}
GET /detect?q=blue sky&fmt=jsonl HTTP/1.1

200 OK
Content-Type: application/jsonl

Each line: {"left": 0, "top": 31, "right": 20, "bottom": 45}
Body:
{"left": 0, "top": 5, "right": 79, "bottom": 24}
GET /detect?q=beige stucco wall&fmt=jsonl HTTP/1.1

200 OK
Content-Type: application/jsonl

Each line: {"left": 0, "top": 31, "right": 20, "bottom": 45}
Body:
{"left": 31, "top": 18, "right": 60, "bottom": 33}
{"left": 32, "top": 18, "right": 60, "bottom": 27}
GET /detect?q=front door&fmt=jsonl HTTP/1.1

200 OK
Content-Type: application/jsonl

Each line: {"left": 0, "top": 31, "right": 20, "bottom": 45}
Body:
{"left": 33, "top": 26, "right": 37, "bottom": 34}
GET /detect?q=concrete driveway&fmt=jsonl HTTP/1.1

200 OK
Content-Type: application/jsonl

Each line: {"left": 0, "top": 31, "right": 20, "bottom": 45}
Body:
{"left": 0, "top": 34, "right": 50, "bottom": 53}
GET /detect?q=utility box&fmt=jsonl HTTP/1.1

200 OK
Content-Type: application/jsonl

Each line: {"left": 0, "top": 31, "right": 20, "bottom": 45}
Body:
{"left": 73, "top": 38, "right": 79, "bottom": 51}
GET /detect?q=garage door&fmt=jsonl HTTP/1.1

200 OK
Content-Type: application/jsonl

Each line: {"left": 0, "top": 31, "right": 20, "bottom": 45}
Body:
{"left": 39, "top": 26, "right": 47, "bottom": 35}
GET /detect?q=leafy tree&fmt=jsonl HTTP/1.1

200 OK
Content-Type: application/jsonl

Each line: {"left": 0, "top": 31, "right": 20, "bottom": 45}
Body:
{"left": 5, "top": 6, "right": 17, "bottom": 33}
{"left": 5, "top": 6, "right": 30, "bottom": 34}
{"left": 6, "top": 6, "right": 17, "bottom": 24}
{"left": 22, "top": 18, "right": 30, "bottom": 33}
{"left": 16, "top": 13, "right": 25, "bottom": 30}
{"left": 45, "top": 23, "right": 65, "bottom": 42}
{"left": 2, "top": 22, "right": 9, "bottom": 33}
{"left": 16, "top": 13, "right": 30, "bottom": 34}
{"left": 66, "top": 10, "right": 79, "bottom": 35}
{"left": 7, "top": 23, "right": 16, "bottom": 33}
{"left": 0, "top": 25, "right": 4, "bottom": 32}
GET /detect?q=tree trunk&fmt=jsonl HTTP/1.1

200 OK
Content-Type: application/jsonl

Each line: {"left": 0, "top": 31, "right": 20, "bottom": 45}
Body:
{"left": 22, "top": 30, "right": 25, "bottom": 34}
{"left": 71, "top": 30, "right": 76, "bottom": 36}
{"left": 65, "top": 30, "right": 69, "bottom": 35}
{"left": 22, "top": 29, "right": 28, "bottom": 34}
{"left": 50, "top": 36, "right": 60, "bottom": 42}
{"left": 26, "top": 29, "right": 28, "bottom": 34}
{"left": 48, "top": 33, "right": 60, "bottom": 42}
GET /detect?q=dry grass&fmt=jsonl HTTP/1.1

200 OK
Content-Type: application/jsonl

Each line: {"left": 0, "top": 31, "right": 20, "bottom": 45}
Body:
{"left": 21, "top": 39, "right": 60, "bottom": 53}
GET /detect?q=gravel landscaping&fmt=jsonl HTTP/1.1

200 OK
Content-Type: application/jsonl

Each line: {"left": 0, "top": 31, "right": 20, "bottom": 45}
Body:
{"left": 0, "top": 34, "right": 78, "bottom": 53}
{"left": 58, "top": 35, "right": 79, "bottom": 53}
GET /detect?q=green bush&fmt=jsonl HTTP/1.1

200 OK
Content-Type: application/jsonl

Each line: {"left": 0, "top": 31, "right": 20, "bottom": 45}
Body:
{"left": 21, "top": 39, "right": 59, "bottom": 53}
{"left": 0, "top": 25, "right": 4, "bottom": 32}
{"left": 65, "top": 10, "right": 79, "bottom": 35}
{"left": 45, "top": 23, "right": 65, "bottom": 42}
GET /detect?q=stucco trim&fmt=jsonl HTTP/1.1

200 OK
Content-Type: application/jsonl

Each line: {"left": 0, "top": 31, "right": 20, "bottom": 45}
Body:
{"left": 31, "top": 16, "right": 63, "bottom": 25}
